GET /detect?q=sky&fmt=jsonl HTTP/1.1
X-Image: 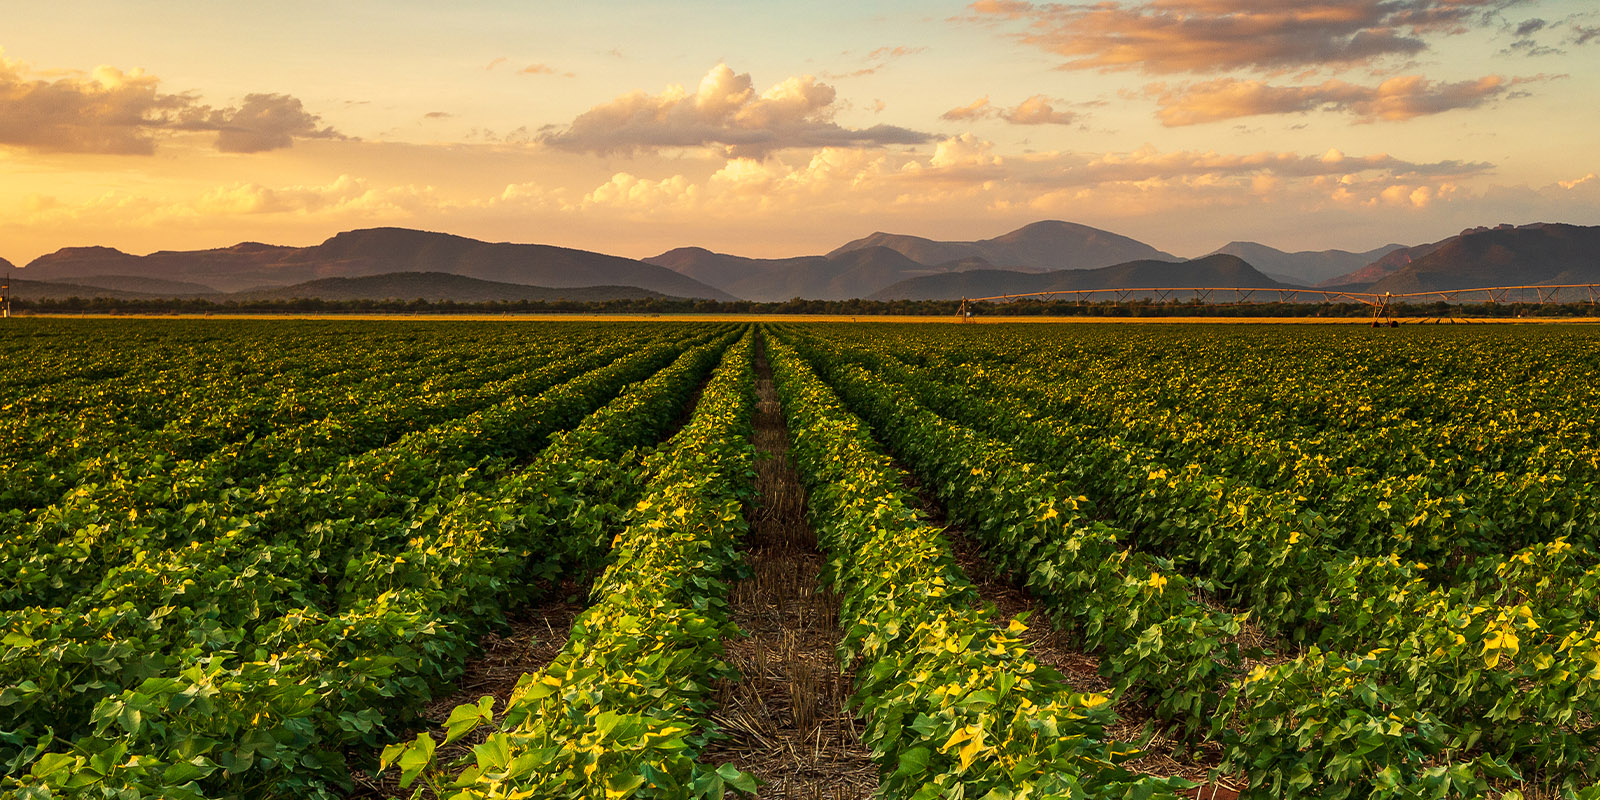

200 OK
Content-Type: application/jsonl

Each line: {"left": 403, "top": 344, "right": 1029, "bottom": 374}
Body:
{"left": 3, "top": 0, "right": 1598, "bottom": 267}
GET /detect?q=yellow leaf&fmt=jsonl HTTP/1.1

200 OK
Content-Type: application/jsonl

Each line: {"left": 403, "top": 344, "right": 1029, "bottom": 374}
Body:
{"left": 943, "top": 725, "right": 973, "bottom": 752}
{"left": 958, "top": 734, "right": 984, "bottom": 771}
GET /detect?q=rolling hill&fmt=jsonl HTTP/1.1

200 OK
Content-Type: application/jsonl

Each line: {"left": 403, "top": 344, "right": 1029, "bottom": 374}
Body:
{"left": 235, "top": 272, "right": 672, "bottom": 302}
{"left": 21, "top": 228, "right": 734, "bottom": 299}
{"left": 645, "top": 245, "right": 971, "bottom": 301}
{"left": 1365, "top": 223, "right": 1600, "bottom": 293}
{"left": 830, "top": 220, "right": 1177, "bottom": 271}
{"left": 8, "top": 278, "right": 161, "bottom": 300}
{"left": 1208, "top": 241, "right": 1405, "bottom": 286}
{"left": 869, "top": 253, "right": 1283, "bottom": 301}
{"left": 52, "top": 275, "right": 219, "bottom": 295}
{"left": 1318, "top": 238, "right": 1454, "bottom": 289}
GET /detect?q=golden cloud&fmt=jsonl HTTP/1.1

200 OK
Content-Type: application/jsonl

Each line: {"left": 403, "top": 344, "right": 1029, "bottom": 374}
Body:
{"left": 540, "top": 63, "right": 930, "bottom": 157}
{"left": 967, "top": 0, "right": 1507, "bottom": 74}
{"left": 1148, "top": 74, "right": 1539, "bottom": 125}
{"left": 0, "top": 48, "right": 342, "bottom": 155}
{"left": 941, "top": 95, "right": 1078, "bottom": 125}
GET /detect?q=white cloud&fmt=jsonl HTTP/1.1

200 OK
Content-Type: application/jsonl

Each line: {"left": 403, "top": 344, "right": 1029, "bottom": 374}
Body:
{"left": 0, "top": 48, "right": 341, "bottom": 155}
{"left": 582, "top": 172, "right": 699, "bottom": 210}
{"left": 540, "top": 63, "right": 930, "bottom": 157}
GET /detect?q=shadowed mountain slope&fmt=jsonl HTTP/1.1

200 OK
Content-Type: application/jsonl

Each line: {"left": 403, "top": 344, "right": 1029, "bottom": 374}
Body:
{"left": 1209, "top": 241, "right": 1406, "bottom": 286}
{"left": 829, "top": 220, "right": 1177, "bottom": 271}
{"left": 22, "top": 228, "right": 733, "bottom": 299}
{"left": 645, "top": 245, "right": 971, "bottom": 301}
{"left": 1364, "top": 223, "right": 1600, "bottom": 294}
{"left": 869, "top": 253, "right": 1283, "bottom": 300}
{"left": 235, "top": 272, "right": 673, "bottom": 302}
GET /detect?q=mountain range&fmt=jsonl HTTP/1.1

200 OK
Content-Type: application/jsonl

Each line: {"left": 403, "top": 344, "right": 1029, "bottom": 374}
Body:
{"left": 19, "top": 228, "right": 732, "bottom": 299}
{"left": 7, "top": 272, "right": 675, "bottom": 303}
{"left": 1207, "top": 241, "right": 1406, "bottom": 286}
{"left": 826, "top": 220, "right": 1177, "bottom": 271}
{"left": 1364, "top": 223, "right": 1600, "bottom": 293}
{"left": 643, "top": 246, "right": 947, "bottom": 302}
{"left": 10, "top": 220, "right": 1599, "bottom": 304}
{"left": 868, "top": 254, "right": 1282, "bottom": 301}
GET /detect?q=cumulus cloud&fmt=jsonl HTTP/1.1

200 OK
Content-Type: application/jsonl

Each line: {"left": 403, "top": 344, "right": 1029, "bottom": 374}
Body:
{"left": 1005, "top": 94, "right": 1079, "bottom": 125}
{"left": 540, "top": 63, "right": 930, "bottom": 157}
{"left": 599, "top": 135, "right": 1486, "bottom": 220}
{"left": 942, "top": 94, "right": 1079, "bottom": 125}
{"left": 583, "top": 172, "right": 699, "bottom": 209}
{"left": 0, "top": 48, "right": 341, "bottom": 155}
{"left": 0, "top": 55, "right": 177, "bottom": 154}
{"left": 563, "top": 137, "right": 1491, "bottom": 222}
{"left": 189, "top": 93, "right": 343, "bottom": 153}
{"left": 1148, "top": 74, "right": 1541, "bottom": 125}
{"left": 967, "top": 0, "right": 1509, "bottom": 74}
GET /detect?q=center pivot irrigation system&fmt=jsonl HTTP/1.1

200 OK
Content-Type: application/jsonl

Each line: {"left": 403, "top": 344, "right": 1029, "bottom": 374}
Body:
{"left": 956, "top": 284, "right": 1600, "bottom": 325}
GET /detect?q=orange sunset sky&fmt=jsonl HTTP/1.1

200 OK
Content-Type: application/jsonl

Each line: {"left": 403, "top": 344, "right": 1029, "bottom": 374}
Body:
{"left": 3, "top": 0, "right": 1598, "bottom": 266}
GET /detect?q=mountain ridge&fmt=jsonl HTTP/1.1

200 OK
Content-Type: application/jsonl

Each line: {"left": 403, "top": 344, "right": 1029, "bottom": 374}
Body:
{"left": 869, "top": 253, "right": 1285, "bottom": 300}
{"left": 828, "top": 220, "right": 1178, "bottom": 271}
{"left": 235, "top": 272, "right": 673, "bottom": 302}
{"left": 644, "top": 245, "right": 968, "bottom": 301}
{"left": 14, "top": 219, "right": 1600, "bottom": 305}
{"left": 1208, "top": 241, "right": 1406, "bottom": 285}
{"left": 12, "top": 271, "right": 681, "bottom": 303}
{"left": 1366, "top": 223, "right": 1600, "bottom": 293}
{"left": 21, "top": 228, "right": 734, "bottom": 300}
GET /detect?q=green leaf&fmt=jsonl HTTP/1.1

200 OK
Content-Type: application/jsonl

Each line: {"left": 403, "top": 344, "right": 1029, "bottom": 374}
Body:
{"left": 162, "top": 757, "right": 218, "bottom": 783}
{"left": 717, "top": 763, "right": 758, "bottom": 794}
{"left": 894, "top": 746, "right": 933, "bottom": 779}
{"left": 395, "top": 732, "right": 436, "bottom": 788}
{"left": 30, "top": 752, "right": 78, "bottom": 779}
{"left": 443, "top": 696, "right": 494, "bottom": 746}
{"left": 607, "top": 770, "right": 647, "bottom": 796}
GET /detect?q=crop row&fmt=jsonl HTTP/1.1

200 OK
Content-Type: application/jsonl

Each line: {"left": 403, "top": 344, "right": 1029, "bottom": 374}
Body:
{"left": 0, "top": 325, "right": 545, "bottom": 512}
{"left": 0, "top": 325, "right": 611, "bottom": 517}
{"left": 805, "top": 326, "right": 1600, "bottom": 573}
{"left": 381, "top": 330, "right": 758, "bottom": 797}
{"left": 782, "top": 326, "right": 1600, "bottom": 797}
{"left": 0, "top": 333, "right": 698, "bottom": 613}
{"left": 4, "top": 326, "right": 736, "bottom": 798}
{"left": 766, "top": 332, "right": 1190, "bottom": 799}
{"left": 770, "top": 329, "right": 1246, "bottom": 735}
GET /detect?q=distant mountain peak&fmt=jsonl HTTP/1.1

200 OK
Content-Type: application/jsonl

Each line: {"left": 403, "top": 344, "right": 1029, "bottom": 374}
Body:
{"left": 21, "top": 227, "right": 733, "bottom": 299}
{"left": 1319, "top": 222, "right": 1600, "bottom": 292}
{"left": 829, "top": 220, "right": 1176, "bottom": 272}
{"left": 1208, "top": 240, "right": 1408, "bottom": 286}
{"left": 869, "top": 251, "right": 1283, "bottom": 301}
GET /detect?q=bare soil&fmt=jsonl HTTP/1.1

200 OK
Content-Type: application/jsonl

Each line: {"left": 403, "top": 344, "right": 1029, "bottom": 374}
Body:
{"left": 700, "top": 337, "right": 880, "bottom": 799}
{"left": 347, "top": 586, "right": 584, "bottom": 797}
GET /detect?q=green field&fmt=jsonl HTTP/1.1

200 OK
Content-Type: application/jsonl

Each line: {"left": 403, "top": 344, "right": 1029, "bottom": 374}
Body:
{"left": 2, "top": 319, "right": 1597, "bottom": 799}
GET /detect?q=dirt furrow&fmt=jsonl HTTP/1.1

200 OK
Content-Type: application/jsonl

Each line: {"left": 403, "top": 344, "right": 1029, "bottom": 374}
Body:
{"left": 898, "top": 471, "right": 1243, "bottom": 800}
{"left": 703, "top": 335, "right": 878, "bottom": 799}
